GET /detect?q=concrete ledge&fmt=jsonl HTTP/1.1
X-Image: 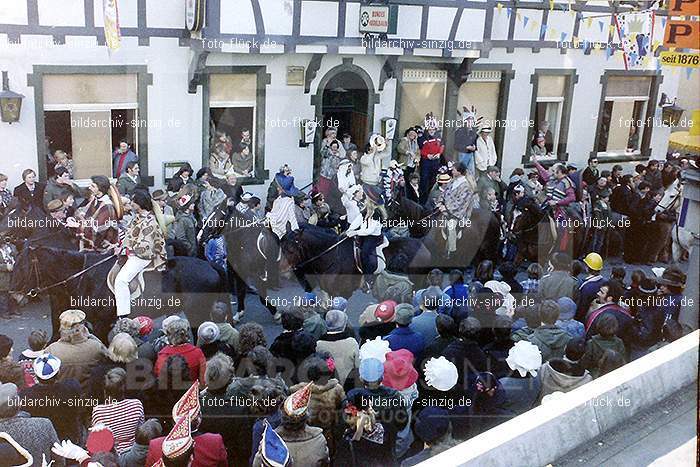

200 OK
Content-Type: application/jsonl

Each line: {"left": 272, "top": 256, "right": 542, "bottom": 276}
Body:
{"left": 419, "top": 331, "right": 699, "bottom": 467}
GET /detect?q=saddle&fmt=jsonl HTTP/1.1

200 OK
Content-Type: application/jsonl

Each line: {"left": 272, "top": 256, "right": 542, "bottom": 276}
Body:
{"left": 257, "top": 229, "right": 282, "bottom": 262}
{"left": 106, "top": 258, "right": 147, "bottom": 300}
{"left": 353, "top": 236, "right": 389, "bottom": 275}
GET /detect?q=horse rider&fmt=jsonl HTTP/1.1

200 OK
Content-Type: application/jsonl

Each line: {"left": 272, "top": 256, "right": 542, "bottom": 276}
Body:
{"left": 113, "top": 191, "right": 167, "bottom": 317}
{"left": 437, "top": 161, "right": 478, "bottom": 258}
{"left": 66, "top": 175, "right": 119, "bottom": 253}
{"left": 531, "top": 153, "right": 576, "bottom": 252}
{"left": 345, "top": 185, "right": 388, "bottom": 291}
{"left": 264, "top": 172, "right": 302, "bottom": 288}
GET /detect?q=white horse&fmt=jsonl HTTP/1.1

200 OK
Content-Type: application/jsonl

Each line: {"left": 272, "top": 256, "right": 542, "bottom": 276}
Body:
{"left": 655, "top": 178, "right": 692, "bottom": 263}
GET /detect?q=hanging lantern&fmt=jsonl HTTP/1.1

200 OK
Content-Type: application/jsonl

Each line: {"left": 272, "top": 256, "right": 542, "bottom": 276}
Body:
{"left": 659, "top": 92, "right": 685, "bottom": 127}
{"left": 0, "top": 71, "right": 24, "bottom": 124}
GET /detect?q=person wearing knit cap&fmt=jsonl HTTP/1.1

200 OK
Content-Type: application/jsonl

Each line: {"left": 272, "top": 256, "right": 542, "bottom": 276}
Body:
{"left": 18, "top": 353, "right": 82, "bottom": 443}
{"left": 358, "top": 301, "right": 398, "bottom": 342}
{"left": 401, "top": 406, "right": 458, "bottom": 466}
{"left": 383, "top": 349, "right": 419, "bottom": 458}
{"left": 469, "top": 372, "right": 509, "bottom": 437}
{"left": 196, "top": 321, "right": 235, "bottom": 361}
{"left": 145, "top": 381, "right": 228, "bottom": 467}
{"left": 555, "top": 297, "right": 584, "bottom": 338}
{"left": 499, "top": 341, "right": 543, "bottom": 415}
{"left": 51, "top": 423, "right": 117, "bottom": 465}
{"left": 316, "top": 310, "right": 359, "bottom": 385}
{"left": 253, "top": 384, "right": 329, "bottom": 467}
{"left": 383, "top": 304, "right": 425, "bottom": 361}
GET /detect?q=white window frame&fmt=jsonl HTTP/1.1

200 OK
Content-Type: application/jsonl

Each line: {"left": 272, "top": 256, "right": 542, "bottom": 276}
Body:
{"left": 43, "top": 103, "right": 139, "bottom": 185}
{"left": 596, "top": 94, "right": 649, "bottom": 157}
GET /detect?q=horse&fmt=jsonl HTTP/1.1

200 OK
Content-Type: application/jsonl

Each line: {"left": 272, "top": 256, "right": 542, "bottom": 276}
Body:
{"left": 511, "top": 197, "right": 557, "bottom": 265}
{"left": 656, "top": 179, "right": 692, "bottom": 263}
{"left": 384, "top": 183, "right": 501, "bottom": 268}
{"left": 10, "top": 245, "right": 228, "bottom": 343}
{"left": 279, "top": 224, "right": 433, "bottom": 298}
{"left": 198, "top": 200, "right": 279, "bottom": 318}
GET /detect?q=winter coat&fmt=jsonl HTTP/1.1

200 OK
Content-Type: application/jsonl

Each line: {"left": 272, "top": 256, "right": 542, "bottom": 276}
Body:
{"left": 539, "top": 270, "right": 579, "bottom": 301}
{"left": 168, "top": 211, "right": 197, "bottom": 256}
{"left": 527, "top": 325, "right": 572, "bottom": 362}
{"left": 538, "top": 359, "right": 592, "bottom": 402}
{"left": 43, "top": 178, "right": 80, "bottom": 207}
{"left": 499, "top": 375, "right": 541, "bottom": 415}
{"left": 443, "top": 338, "right": 488, "bottom": 389}
{"left": 270, "top": 330, "right": 317, "bottom": 378}
{"left": 199, "top": 386, "right": 252, "bottom": 467}
{"left": 0, "top": 412, "right": 63, "bottom": 466}
{"left": 383, "top": 327, "right": 426, "bottom": 361}
{"left": 316, "top": 331, "right": 360, "bottom": 385}
{"left": 118, "top": 442, "right": 150, "bottom": 467}
{"left": 46, "top": 335, "right": 106, "bottom": 388}
{"left": 556, "top": 318, "right": 585, "bottom": 339}
{"left": 253, "top": 424, "right": 329, "bottom": 467}
{"left": 117, "top": 173, "right": 140, "bottom": 196}
{"left": 575, "top": 275, "right": 606, "bottom": 322}
{"left": 582, "top": 335, "right": 626, "bottom": 378}
{"left": 475, "top": 135, "right": 497, "bottom": 172}
{"left": 290, "top": 379, "right": 345, "bottom": 430}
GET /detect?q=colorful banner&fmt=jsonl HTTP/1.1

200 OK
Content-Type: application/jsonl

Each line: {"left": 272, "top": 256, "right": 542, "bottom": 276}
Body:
{"left": 615, "top": 11, "right": 655, "bottom": 70}
{"left": 664, "top": 21, "right": 700, "bottom": 49}
{"left": 103, "top": 0, "right": 121, "bottom": 54}
{"left": 660, "top": 51, "right": 700, "bottom": 67}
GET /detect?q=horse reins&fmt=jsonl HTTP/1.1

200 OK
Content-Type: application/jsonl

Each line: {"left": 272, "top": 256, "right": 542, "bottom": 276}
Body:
{"left": 292, "top": 234, "right": 350, "bottom": 270}
{"left": 12, "top": 251, "right": 117, "bottom": 298}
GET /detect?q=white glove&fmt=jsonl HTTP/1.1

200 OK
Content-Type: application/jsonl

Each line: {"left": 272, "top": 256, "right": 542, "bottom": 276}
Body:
{"left": 52, "top": 440, "right": 89, "bottom": 463}
{"left": 346, "top": 230, "right": 356, "bottom": 238}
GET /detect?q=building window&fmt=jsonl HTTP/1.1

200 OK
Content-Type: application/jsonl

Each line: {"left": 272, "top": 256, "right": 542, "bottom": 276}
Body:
{"left": 208, "top": 74, "right": 256, "bottom": 179}
{"left": 459, "top": 70, "right": 501, "bottom": 128}
{"left": 399, "top": 69, "right": 447, "bottom": 130}
{"left": 596, "top": 76, "right": 651, "bottom": 156}
{"left": 532, "top": 75, "right": 567, "bottom": 159}
{"left": 42, "top": 74, "right": 139, "bottom": 180}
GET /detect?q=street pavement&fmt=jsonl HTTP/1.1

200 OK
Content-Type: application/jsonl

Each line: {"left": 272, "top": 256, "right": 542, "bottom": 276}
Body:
{"left": 554, "top": 383, "right": 697, "bottom": 467}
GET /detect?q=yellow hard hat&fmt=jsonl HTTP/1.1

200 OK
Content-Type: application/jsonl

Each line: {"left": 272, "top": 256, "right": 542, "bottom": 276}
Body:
{"left": 583, "top": 252, "right": 603, "bottom": 271}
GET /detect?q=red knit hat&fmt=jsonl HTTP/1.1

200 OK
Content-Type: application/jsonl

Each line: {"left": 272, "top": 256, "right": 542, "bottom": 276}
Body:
{"left": 374, "top": 300, "right": 397, "bottom": 323}
{"left": 383, "top": 349, "right": 418, "bottom": 391}
{"left": 134, "top": 316, "right": 154, "bottom": 336}
{"left": 86, "top": 424, "right": 115, "bottom": 455}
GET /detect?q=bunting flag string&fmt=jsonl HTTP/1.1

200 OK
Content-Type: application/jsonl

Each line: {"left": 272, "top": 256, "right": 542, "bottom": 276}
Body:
{"left": 549, "top": 0, "right": 554, "bottom": 11}
{"left": 598, "top": 21, "right": 605, "bottom": 32}
{"left": 523, "top": 15, "right": 530, "bottom": 28}
{"left": 506, "top": 7, "right": 512, "bottom": 18}
{"left": 497, "top": 3, "right": 503, "bottom": 14}
{"left": 615, "top": 11, "right": 655, "bottom": 70}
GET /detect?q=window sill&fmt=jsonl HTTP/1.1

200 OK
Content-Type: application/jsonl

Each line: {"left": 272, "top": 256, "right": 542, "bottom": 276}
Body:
{"left": 522, "top": 153, "right": 569, "bottom": 168}
{"left": 593, "top": 150, "right": 648, "bottom": 163}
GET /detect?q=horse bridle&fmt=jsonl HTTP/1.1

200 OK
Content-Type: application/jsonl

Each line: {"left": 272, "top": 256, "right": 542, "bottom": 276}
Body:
{"left": 11, "top": 247, "right": 116, "bottom": 298}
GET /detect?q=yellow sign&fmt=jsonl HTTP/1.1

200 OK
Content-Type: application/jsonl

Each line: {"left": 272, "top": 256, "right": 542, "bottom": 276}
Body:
{"left": 660, "top": 51, "right": 700, "bottom": 67}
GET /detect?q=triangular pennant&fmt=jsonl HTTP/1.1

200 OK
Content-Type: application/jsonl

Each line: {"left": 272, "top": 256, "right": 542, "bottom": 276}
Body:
{"left": 687, "top": 68, "right": 694, "bottom": 80}
{"left": 506, "top": 7, "right": 512, "bottom": 18}
{"left": 523, "top": 16, "right": 530, "bottom": 28}
{"left": 531, "top": 19, "right": 539, "bottom": 32}
{"left": 598, "top": 21, "right": 605, "bottom": 33}
{"left": 497, "top": 3, "right": 503, "bottom": 14}
{"left": 549, "top": 0, "right": 554, "bottom": 10}
{"left": 560, "top": 32, "right": 568, "bottom": 42}
{"left": 586, "top": 17, "right": 592, "bottom": 28}
{"left": 661, "top": 17, "right": 667, "bottom": 28}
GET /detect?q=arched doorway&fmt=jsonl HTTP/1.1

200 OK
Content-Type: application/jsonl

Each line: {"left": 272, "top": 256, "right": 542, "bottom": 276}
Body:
{"left": 312, "top": 61, "right": 377, "bottom": 179}
{"left": 322, "top": 71, "right": 369, "bottom": 148}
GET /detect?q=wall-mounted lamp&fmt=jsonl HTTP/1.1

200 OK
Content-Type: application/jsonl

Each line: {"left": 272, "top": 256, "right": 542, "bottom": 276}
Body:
{"left": 659, "top": 92, "right": 684, "bottom": 127}
{"left": 0, "top": 71, "right": 24, "bottom": 124}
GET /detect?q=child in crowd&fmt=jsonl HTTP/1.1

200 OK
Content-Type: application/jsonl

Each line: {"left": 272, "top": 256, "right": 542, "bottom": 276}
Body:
{"left": 498, "top": 262, "right": 522, "bottom": 294}
{"left": 520, "top": 263, "right": 543, "bottom": 295}
{"left": 527, "top": 300, "right": 572, "bottom": 362}
{"left": 118, "top": 418, "right": 163, "bottom": 467}
{"left": 582, "top": 314, "right": 626, "bottom": 378}
{"left": 0, "top": 334, "right": 25, "bottom": 388}
{"left": 443, "top": 269, "right": 470, "bottom": 321}
{"left": 209, "top": 301, "right": 240, "bottom": 351}
{"left": 17, "top": 329, "right": 49, "bottom": 387}
{"left": 609, "top": 267, "right": 626, "bottom": 291}
{"left": 571, "top": 260, "right": 586, "bottom": 288}
{"left": 511, "top": 306, "right": 540, "bottom": 342}
{"left": 555, "top": 297, "right": 584, "bottom": 338}
{"left": 0, "top": 237, "right": 18, "bottom": 319}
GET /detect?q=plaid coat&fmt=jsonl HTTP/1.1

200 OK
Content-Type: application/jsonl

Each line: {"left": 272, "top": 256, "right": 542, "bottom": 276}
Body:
{"left": 78, "top": 195, "right": 118, "bottom": 252}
